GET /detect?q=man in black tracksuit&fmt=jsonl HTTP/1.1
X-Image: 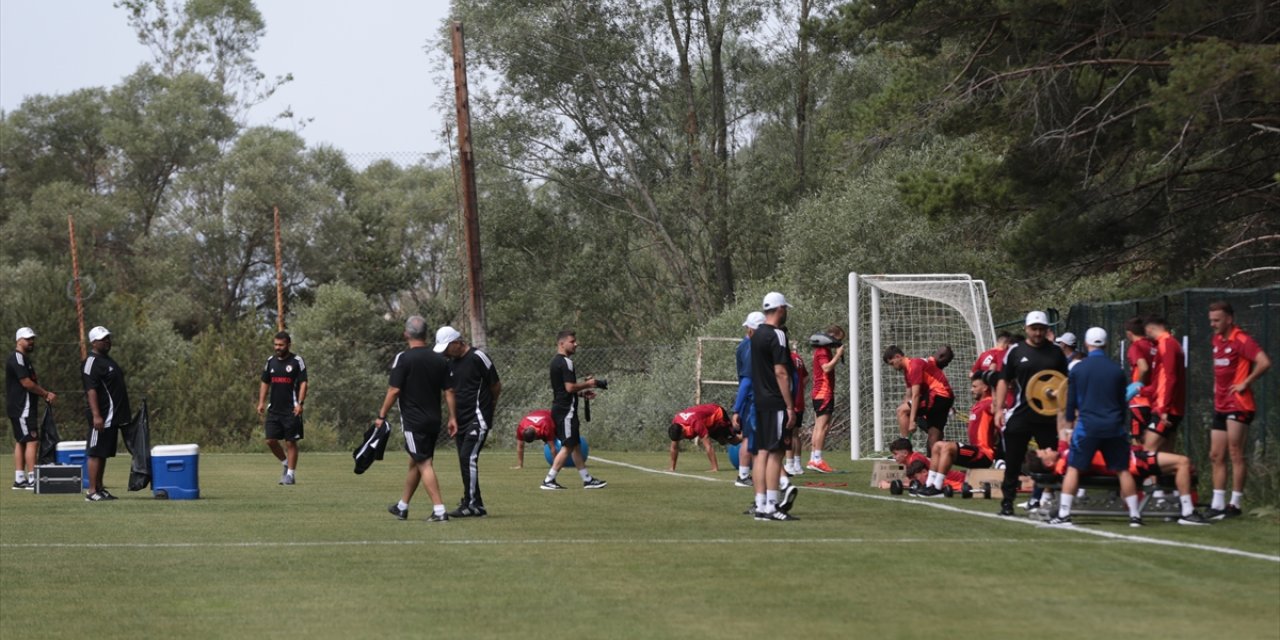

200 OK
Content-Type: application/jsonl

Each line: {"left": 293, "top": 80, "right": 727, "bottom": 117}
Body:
{"left": 435, "top": 325, "right": 501, "bottom": 518}
{"left": 993, "top": 311, "right": 1068, "bottom": 516}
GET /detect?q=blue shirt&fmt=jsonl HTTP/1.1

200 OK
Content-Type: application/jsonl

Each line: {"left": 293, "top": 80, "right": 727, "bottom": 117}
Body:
{"left": 1065, "top": 350, "right": 1127, "bottom": 437}
{"left": 733, "top": 337, "right": 756, "bottom": 427}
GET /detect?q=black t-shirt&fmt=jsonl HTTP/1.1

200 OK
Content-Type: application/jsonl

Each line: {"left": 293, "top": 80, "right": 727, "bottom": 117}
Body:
{"left": 261, "top": 354, "right": 308, "bottom": 414}
{"left": 6, "top": 351, "right": 38, "bottom": 420}
{"left": 450, "top": 348, "right": 500, "bottom": 425}
{"left": 388, "top": 346, "right": 452, "bottom": 428}
{"left": 549, "top": 354, "right": 576, "bottom": 414}
{"left": 82, "top": 352, "right": 131, "bottom": 427}
{"left": 1002, "top": 340, "right": 1069, "bottom": 427}
{"left": 751, "top": 324, "right": 794, "bottom": 412}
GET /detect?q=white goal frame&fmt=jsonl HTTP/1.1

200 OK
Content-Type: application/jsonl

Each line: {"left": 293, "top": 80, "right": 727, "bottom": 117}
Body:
{"left": 848, "top": 273, "right": 996, "bottom": 459}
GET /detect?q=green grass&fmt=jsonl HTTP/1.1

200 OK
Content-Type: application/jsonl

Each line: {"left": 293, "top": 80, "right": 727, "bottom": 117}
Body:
{"left": 2, "top": 451, "right": 1278, "bottom": 639}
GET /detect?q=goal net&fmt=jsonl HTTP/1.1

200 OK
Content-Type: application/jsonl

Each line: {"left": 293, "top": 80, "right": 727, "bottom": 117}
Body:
{"left": 848, "top": 273, "right": 995, "bottom": 459}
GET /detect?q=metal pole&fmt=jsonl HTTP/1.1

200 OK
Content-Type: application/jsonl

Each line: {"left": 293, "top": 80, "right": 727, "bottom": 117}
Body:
{"left": 695, "top": 338, "right": 704, "bottom": 405}
{"left": 68, "top": 215, "right": 87, "bottom": 361}
{"left": 273, "top": 206, "right": 285, "bottom": 331}
{"left": 451, "top": 21, "right": 488, "bottom": 349}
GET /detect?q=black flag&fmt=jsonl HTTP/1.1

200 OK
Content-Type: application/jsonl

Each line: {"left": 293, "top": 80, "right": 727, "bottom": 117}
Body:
{"left": 37, "top": 402, "right": 60, "bottom": 465}
{"left": 123, "top": 400, "right": 152, "bottom": 491}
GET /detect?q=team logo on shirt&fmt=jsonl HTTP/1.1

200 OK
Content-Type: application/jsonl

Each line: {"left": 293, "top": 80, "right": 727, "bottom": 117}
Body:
{"left": 529, "top": 416, "right": 544, "bottom": 424}
{"left": 286, "top": 365, "right": 293, "bottom": 372}
{"left": 678, "top": 412, "right": 694, "bottom": 421}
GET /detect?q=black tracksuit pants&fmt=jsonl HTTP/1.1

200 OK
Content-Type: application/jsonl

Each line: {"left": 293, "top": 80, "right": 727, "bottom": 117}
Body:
{"left": 455, "top": 417, "right": 491, "bottom": 509}
{"left": 1001, "top": 419, "right": 1058, "bottom": 503}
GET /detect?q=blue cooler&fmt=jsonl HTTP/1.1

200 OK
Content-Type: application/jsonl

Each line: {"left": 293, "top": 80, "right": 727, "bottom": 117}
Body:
{"left": 151, "top": 444, "right": 200, "bottom": 499}
{"left": 55, "top": 440, "right": 89, "bottom": 488}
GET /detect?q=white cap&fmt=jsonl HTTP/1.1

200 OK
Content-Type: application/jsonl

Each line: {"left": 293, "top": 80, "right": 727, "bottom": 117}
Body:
{"left": 742, "top": 312, "right": 765, "bottom": 330}
{"left": 88, "top": 326, "right": 111, "bottom": 342}
{"left": 15, "top": 327, "right": 36, "bottom": 341}
{"left": 1055, "top": 332, "right": 1077, "bottom": 347}
{"left": 432, "top": 326, "right": 462, "bottom": 353}
{"left": 1024, "top": 311, "right": 1049, "bottom": 327}
{"left": 1085, "top": 327, "right": 1107, "bottom": 347}
{"left": 762, "top": 292, "right": 792, "bottom": 311}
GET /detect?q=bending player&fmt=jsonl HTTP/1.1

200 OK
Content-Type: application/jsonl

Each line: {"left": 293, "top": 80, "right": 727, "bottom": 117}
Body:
{"left": 514, "top": 409, "right": 553, "bottom": 469}
{"left": 916, "top": 372, "right": 1000, "bottom": 497}
{"left": 668, "top": 403, "right": 741, "bottom": 471}
{"left": 883, "top": 345, "right": 954, "bottom": 453}
{"left": 904, "top": 459, "right": 966, "bottom": 495}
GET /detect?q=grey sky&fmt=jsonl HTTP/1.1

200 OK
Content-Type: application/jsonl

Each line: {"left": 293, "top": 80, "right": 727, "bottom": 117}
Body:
{"left": 1, "top": 0, "right": 454, "bottom": 158}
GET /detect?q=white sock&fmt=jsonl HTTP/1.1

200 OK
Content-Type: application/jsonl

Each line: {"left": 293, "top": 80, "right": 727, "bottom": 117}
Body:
{"left": 812, "top": 450, "right": 823, "bottom": 462}
{"left": 1058, "top": 493, "right": 1075, "bottom": 518}
{"left": 932, "top": 472, "right": 946, "bottom": 490}
{"left": 433, "top": 504, "right": 445, "bottom": 516}
{"left": 1230, "top": 491, "right": 1244, "bottom": 508}
{"left": 739, "top": 466, "right": 750, "bottom": 479}
{"left": 15, "top": 471, "right": 24, "bottom": 482}
{"left": 1077, "top": 487, "right": 1086, "bottom": 498}
{"left": 1211, "top": 489, "right": 1226, "bottom": 510}
{"left": 544, "top": 469, "right": 559, "bottom": 483}
{"left": 755, "top": 493, "right": 765, "bottom": 510}
{"left": 1179, "top": 495, "right": 1194, "bottom": 517}
{"left": 779, "top": 474, "right": 790, "bottom": 490}
{"left": 578, "top": 468, "right": 592, "bottom": 481}
{"left": 926, "top": 470, "right": 938, "bottom": 487}
{"left": 1124, "top": 494, "right": 1140, "bottom": 518}
{"left": 1152, "top": 489, "right": 1166, "bottom": 499}
{"left": 397, "top": 500, "right": 409, "bottom": 512}
{"left": 764, "top": 490, "right": 779, "bottom": 513}
{"left": 286, "top": 468, "right": 295, "bottom": 477}
{"left": 1041, "top": 491, "right": 1054, "bottom": 505}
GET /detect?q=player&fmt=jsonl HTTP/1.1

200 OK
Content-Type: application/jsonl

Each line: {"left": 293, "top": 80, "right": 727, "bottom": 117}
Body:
{"left": 1206, "top": 301, "right": 1271, "bottom": 519}
{"left": 1026, "top": 443, "right": 1210, "bottom": 525}
{"left": 730, "top": 312, "right": 765, "bottom": 487}
{"left": 1142, "top": 316, "right": 1185, "bottom": 454}
{"left": 8, "top": 327, "right": 56, "bottom": 490}
{"left": 514, "top": 409, "right": 553, "bottom": 469}
{"left": 971, "top": 331, "right": 1012, "bottom": 377}
{"left": 667, "top": 403, "right": 740, "bottom": 471}
{"left": 256, "top": 331, "right": 307, "bottom": 485}
{"left": 784, "top": 342, "right": 809, "bottom": 475}
{"left": 1123, "top": 316, "right": 1155, "bottom": 442}
{"left": 807, "top": 325, "right": 845, "bottom": 474}
{"left": 883, "top": 345, "right": 954, "bottom": 453}
{"left": 904, "top": 459, "right": 965, "bottom": 494}
{"left": 916, "top": 372, "right": 1000, "bottom": 497}
{"left": 541, "top": 330, "right": 606, "bottom": 490}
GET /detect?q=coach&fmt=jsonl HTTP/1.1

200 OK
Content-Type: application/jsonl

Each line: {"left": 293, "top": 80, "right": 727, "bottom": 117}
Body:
{"left": 435, "top": 325, "right": 500, "bottom": 518}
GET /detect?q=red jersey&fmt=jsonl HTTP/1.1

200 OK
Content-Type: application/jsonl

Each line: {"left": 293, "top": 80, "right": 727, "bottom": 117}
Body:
{"left": 1212, "top": 327, "right": 1263, "bottom": 413}
{"left": 904, "top": 357, "right": 953, "bottom": 405}
{"left": 791, "top": 351, "right": 809, "bottom": 408}
{"left": 673, "top": 404, "right": 729, "bottom": 440}
{"left": 905, "top": 451, "right": 930, "bottom": 471}
{"left": 811, "top": 347, "right": 836, "bottom": 401}
{"left": 966, "top": 397, "right": 998, "bottom": 458}
{"left": 520, "top": 409, "right": 555, "bottom": 443}
{"left": 970, "top": 347, "right": 1005, "bottom": 377}
{"left": 1150, "top": 333, "right": 1185, "bottom": 416}
{"left": 1126, "top": 338, "right": 1156, "bottom": 408}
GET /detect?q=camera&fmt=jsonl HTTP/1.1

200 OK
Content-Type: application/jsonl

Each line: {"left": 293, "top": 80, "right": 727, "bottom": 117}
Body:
{"left": 593, "top": 378, "right": 609, "bottom": 390}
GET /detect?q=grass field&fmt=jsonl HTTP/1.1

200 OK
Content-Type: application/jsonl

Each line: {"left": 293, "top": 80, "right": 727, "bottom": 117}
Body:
{"left": 2, "top": 451, "right": 1278, "bottom": 639}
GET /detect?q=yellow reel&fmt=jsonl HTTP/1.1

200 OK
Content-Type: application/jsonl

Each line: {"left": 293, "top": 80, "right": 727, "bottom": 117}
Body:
{"left": 1026, "top": 370, "right": 1067, "bottom": 417}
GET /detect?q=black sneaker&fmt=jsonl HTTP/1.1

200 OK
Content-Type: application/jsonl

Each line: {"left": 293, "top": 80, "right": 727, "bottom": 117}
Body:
{"left": 24, "top": 478, "right": 35, "bottom": 491}
{"left": 778, "top": 486, "right": 799, "bottom": 513}
{"left": 583, "top": 478, "right": 608, "bottom": 490}
{"left": 540, "top": 480, "right": 566, "bottom": 491}
{"left": 1177, "top": 511, "right": 1211, "bottom": 526}
{"left": 99, "top": 488, "right": 119, "bottom": 500}
{"left": 1129, "top": 516, "right": 1144, "bottom": 528}
{"left": 761, "top": 510, "right": 798, "bottom": 522}
{"left": 1204, "top": 507, "right": 1228, "bottom": 521}
{"left": 1224, "top": 505, "right": 1243, "bottom": 519}
{"left": 1045, "top": 514, "right": 1074, "bottom": 527}
{"left": 387, "top": 504, "right": 408, "bottom": 521}
{"left": 734, "top": 476, "right": 753, "bottom": 488}
{"left": 743, "top": 503, "right": 758, "bottom": 516}
{"left": 426, "top": 512, "right": 449, "bottom": 523}
{"left": 998, "top": 501, "right": 1015, "bottom": 517}
{"left": 917, "top": 486, "right": 946, "bottom": 498}
{"left": 12, "top": 480, "right": 25, "bottom": 490}
{"left": 85, "top": 492, "right": 107, "bottom": 502}
{"left": 448, "top": 506, "right": 488, "bottom": 518}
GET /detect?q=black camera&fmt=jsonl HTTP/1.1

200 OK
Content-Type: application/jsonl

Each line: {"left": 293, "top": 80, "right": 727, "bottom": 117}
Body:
{"left": 593, "top": 378, "right": 609, "bottom": 390}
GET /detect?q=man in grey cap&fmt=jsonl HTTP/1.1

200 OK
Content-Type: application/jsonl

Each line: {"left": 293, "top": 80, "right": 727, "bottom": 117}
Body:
{"left": 82, "top": 326, "right": 131, "bottom": 501}
{"left": 8, "top": 327, "right": 57, "bottom": 489}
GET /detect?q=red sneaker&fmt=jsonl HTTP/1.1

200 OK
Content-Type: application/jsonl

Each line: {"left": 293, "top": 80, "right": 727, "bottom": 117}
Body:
{"left": 805, "top": 459, "right": 835, "bottom": 473}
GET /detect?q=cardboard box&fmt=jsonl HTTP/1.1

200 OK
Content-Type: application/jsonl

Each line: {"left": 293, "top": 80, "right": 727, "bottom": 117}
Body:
{"left": 870, "top": 460, "right": 906, "bottom": 488}
{"left": 965, "top": 468, "right": 1033, "bottom": 499}
{"left": 34, "top": 464, "right": 82, "bottom": 495}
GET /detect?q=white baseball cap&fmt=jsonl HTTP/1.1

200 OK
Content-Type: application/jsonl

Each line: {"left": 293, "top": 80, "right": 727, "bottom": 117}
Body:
{"left": 1025, "top": 311, "right": 1049, "bottom": 327}
{"left": 762, "top": 292, "right": 792, "bottom": 311}
{"left": 1055, "top": 332, "right": 1077, "bottom": 347}
{"left": 88, "top": 326, "right": 111, "bottom": 342}
{"left": 742, "top": 311, "right": 765, "bottom": 330}
{"left": 1085, "top": 327, "right": 1107, "bottom": 347}
{"left": 432, "top": 326, "right": 462, "bottom": 353}
{"left": 15, "top": 327, "right": 36, "bottom": 341}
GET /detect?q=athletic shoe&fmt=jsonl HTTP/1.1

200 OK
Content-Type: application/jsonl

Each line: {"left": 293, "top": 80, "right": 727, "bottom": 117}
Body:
{"left": 917, "top": 486, "right": 946, "bottom": 498}
{"left": 1044, "top": 514, "right": 1074, "bottom": 527}
{"left": 583, "top": 478, "right": 608, "bottom": 489}
{"left": 734, "top": 476, "right": 754, "bottom": 488}
{"left": 743, "top": 503, "right": 757, "bottom": 516}
{"left": 448, "top": 506, "right": 488, "bottom": 518}
{"left": 778, "top": 485, "right": 799, "bottom": 513}
{"left": 85, "top": 492, "right": 107, "bottom": 502}
{"left": 387, "top": 504, "right": 408, "bottom": 521}
{"left": 1019, "top": 499, "right": 1040, "bottom": 511}
{"left": 998, "top": 502, "right": 1015, "bottom": 517}
{"left": 281, "top": 474, "right": 296, "bottom": 486}
{"left": 24, "top": 478, "right": 35, "bottom": 490}
{"left": 540, "top": 480, "right": 566, "bottom": 491}
{"left": 99, "top": 488, "right": 118, "bottom": 500}
{"left": 806, "top": 460, "right": 834, "bottom": 474}
{"left": 761, "top": 510, "right": 798, "bottom": 522}
{"left": 1177, "top": 511, "right": 1210, "bottom": 526}
{"left": 11, "top": 480, "right": 24, "bottom": 490}
{"left": 426, "top": 512, "right": 449, "bottom": 523}
{"left": 1204, "top": 507, "right": 1229, "bottom": 521}
{"left": 1129, "top": 516, "right": 1144, "bottom": 528}
{"left": 791, "top": 463, "right": 804, "bottom": 476}
{"left": 1224, "top": 505, "right": 1243, "bottom": 519}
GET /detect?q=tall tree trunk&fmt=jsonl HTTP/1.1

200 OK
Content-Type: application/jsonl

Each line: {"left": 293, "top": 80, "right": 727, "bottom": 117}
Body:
{"left": 700, "top": 0, "right": 734, "bottom": 305}
{"left": 795, "top": 0, "right": 812, "bottom": 193}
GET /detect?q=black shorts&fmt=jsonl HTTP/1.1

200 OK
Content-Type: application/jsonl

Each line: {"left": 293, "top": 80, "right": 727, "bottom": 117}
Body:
{"left": 402, "top": 422, "right": 441, "bottom": 463}
{"left": 915, "top": 395, "right": 953, "bottom": 430}
{"left": 9, "top": 414, "right": 36, "bottom": 443}
{"left": 264, "top": 412, "right": 304, "bottom": 441}
{"left": 1129, "top": 406, "right": 1151, "bottom": 440}
{"left": 812, "top": 397, "right": 834, "bottom": 417}
{"left": 1212, "top": 411, "right": 1254, "bottom": 431}
{"left": 955, "top": 444, "right": 994, "bottom": 469}
{"left": 552, "top": 408, "right": 581, "bottom": 447}
{"left": 1144, "top": 414, "right": 1182, "bottom": 437}
{"left": 86, "top": 423, "right": 122, "bottom": 458}
{"left": 1131, "top": 450, "right": 1159, "bottom": 479}
{"left": 752, "top": 408, "right": 788, "bottom": 453}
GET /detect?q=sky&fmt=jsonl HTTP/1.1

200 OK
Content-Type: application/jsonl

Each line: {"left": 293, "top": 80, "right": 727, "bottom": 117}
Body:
{"left": 0, "top": 0, "right": 455, "bottom": 159}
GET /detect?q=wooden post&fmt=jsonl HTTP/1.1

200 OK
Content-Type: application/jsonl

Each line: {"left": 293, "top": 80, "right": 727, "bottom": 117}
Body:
{"left": 67, "top": 215, "right": 87, "bottom": 361}
{"left": 451, "top": 21, "right": 488, "bottom": 349}
{"left": 273, "top": 205, "right": 285, "bottom": 331}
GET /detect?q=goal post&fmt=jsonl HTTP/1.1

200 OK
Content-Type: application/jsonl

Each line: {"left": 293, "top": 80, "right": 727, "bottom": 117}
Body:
{"left": 848, "top": 273, "right": 996, "bottom": 459}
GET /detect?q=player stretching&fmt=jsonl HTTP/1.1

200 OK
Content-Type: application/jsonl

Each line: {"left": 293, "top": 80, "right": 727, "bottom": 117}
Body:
{"left": 883, "top": 345, "right": 954, "bottom": 454}
{"left": 916, "top": 372, "right": 1000, "bottom": 497}
{"left": 806, "top": 325, "right": 845, "bottom": 474}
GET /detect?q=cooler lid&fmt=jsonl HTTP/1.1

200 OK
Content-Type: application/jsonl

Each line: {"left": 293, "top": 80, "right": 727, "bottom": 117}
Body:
{"left": 56, "top": 440, "right": 87, "bottom": 450}
{"left": 151, "top": 444, "right": 200, "bottom": 456}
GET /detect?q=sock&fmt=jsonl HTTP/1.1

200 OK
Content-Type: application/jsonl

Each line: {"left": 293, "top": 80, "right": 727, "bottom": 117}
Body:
{"left": 578, "top": 468, "right": 592, "bottom": 482}
{"left": 286, "top": 468, "right": 295, "bottom": 477}
{"left": 764, "top": 490, "right": 779, "bottom": 513}
{"left": 544, "top": 469, "right": 559, "bottom": 483}
{"left": 396, "top": 500, "right": 409, "bottom": 512}
{"left": 1230, "top": 491, "right": 1244, "bottom": 508}
{"left": 1211, "top": 490, "right": 1226, "bottom": 510}
{"left": 738, "top": 466, "right": 750, "bottom": 479}
{"left": 1077, "top": 487, "right": 1086, "bottom": 498}
{"left": 433, "top": 504, "right": 445, "bottom": 516}
{"left": 1042, "top": 491, "right": 1054, "bottom": 505}
{"left": 779, "top": 474, "right": 790, "bottom": 490}
{"left": 15, "top": 471, "right": 24, "bottom": 482}
{"left": 1058, "top": 493, "right": 1075, "bottom": 518}
{"left": 1179, "top": 495, "right": 1194, "bottom": 517}
{"left": 755, "top": 493, "right": 765, "bottom": 510}
{"left": 926, "top": 471, "right": 938, "bottom": 487}
{"left": 1152, "top": 489, "right": 1166, "bottom": 499}
{"left": 793, "top": 456, "right": 802, "bottom": 468}
{"left": 812, "top": 450, "right": 823, "bottom": 462}
{"left": 932, "top": 472, "right": 946, "bottom": 490}
{"left": 1124, "top": 494, "right": 1140, "bottom": 518}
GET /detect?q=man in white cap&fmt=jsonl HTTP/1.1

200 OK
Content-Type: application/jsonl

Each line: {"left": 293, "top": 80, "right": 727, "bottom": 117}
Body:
{"left": 993, "top": 311, "right": 1068, "bottom": 516}
{"left": 1055, "top": 332, "right": 1084, "bottom": 370}
{"left": 435, "top": 325, "right": 501, "bottom": 518}
{"left": 7, "top": 328, "right": 57, "bottom": 490}
{"left": 730, "top": 311, "right": 765, "bottom": 486}
{"left": 82, "top": 326, "right": 131, "bottom": 501}
{"left": 749, "top": 292, "right": 800, "bottom": 520}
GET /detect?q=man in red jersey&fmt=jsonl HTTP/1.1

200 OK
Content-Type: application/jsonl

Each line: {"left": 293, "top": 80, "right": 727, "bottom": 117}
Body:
{"left": 916, "top": 373, "right": 1001, "bottom": 497}
{"left": 884, "top": 345, "right": 954, "bottom": 453}
{"left": 785, "top": 342, "right": 810, "bottom": 475}
{"left": 1205, "top": 301, "right": 1271, "bottom": 519}
{"left": 971, "top": 331, "right": 1012, "bottom": 378}
{"left": 806, "top": 325, "right": 846, "bottom": 474}
{"left": 1124, "top": 317, "right": 1155, "bottom": 442}
{"left": 668, "top": 404, "right": 740, "bottom": 471}
{"left": 1142, "top": 316, "right": 1185, "bottom": 454}
{"left": 514, "top": 409, "right": 554, "bottom": 469}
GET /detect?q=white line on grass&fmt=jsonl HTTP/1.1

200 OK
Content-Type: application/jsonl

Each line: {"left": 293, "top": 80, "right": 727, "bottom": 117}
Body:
{"left": 591, "top": 456, "right": 1280, "bottom": 564}
{"left": 0, "top": 538, "right": 1122, "bottom": 550}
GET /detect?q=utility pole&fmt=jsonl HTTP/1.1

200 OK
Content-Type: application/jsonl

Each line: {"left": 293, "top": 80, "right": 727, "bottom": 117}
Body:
{"left": 451, "top": 20, "right": 488, "bottom": 348}
{"left": 68, "top": 215, "right": 87, "bottom": 361}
